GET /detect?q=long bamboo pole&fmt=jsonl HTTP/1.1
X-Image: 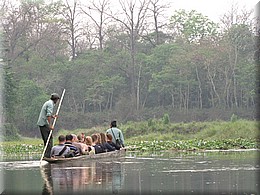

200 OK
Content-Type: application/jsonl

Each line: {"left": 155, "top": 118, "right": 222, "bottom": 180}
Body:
{"left": 40, "top": 89, "right": 66, "bottom": 165}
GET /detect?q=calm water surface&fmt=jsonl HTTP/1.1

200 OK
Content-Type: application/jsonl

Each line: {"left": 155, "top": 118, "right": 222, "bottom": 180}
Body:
{"left": 0, "top": 150, "right": 259, "bottom": 195}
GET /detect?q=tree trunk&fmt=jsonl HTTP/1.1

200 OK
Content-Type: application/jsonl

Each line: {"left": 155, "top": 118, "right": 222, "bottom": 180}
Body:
{"left": 171, "top": 93, "right": 175, "bottom": 109}
{"left": 179, "top": 84, "right": 182, "bottom": 110}
{"left": 206, "top": 64, "right": 221, "bottom": 107}
{"left": 195, "top": 65, "right": 202, "bottom": 109}
{"left": 136, "top": 65, "right": 142, "bottom": 110}
{"left": 232, "top": 45, "right": 238, "bottom": 108}
{"left": 186, "top": 83, "right": 190, "bottom": 112}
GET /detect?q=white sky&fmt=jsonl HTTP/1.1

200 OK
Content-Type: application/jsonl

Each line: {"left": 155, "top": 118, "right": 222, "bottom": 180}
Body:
{"left": 14, "top": 0, "right": 259, "bottom": 23}
{"left": 168, "top": 0, "right": 259, "bottom": 22}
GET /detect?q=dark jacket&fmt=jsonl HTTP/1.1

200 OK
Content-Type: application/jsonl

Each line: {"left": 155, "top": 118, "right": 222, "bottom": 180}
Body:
{"left": 102, "top": 142, "right": 115, "bottom": 152}
{"left": 108, "top": 141, "right": 121, "bottom": 150}
{"left": 93, "top": 144, "right": 105, "bottom": 154}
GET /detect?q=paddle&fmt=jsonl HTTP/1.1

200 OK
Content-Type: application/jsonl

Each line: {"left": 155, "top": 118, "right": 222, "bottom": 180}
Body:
{"left": 40, "top": 89, "right": 66, "bottom": 165}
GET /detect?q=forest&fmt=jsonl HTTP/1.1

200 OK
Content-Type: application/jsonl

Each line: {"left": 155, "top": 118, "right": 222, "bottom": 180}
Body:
{"left": 0, "top": 0, "right": 258, "bottom": 137}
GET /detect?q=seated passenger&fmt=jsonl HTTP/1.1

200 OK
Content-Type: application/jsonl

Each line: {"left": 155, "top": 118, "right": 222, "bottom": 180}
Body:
{"left": 85, "top": 136, "right": 95, "bottom": 155}
{"left": 78, "top": 133, "right": 89, "bottom": 154}
{"left": 91, "top": 134, "right": 105, "bottom": 154}
{"left": 65, "top": 134, "right": 80, "bottom": 157}
{"left": 50, "top": 135, "right": 70, "bottom": 158}
{"left": 71, "top": 134, "right": 88, "bottom": 155}
{"left": 100, "top": 132, "right": 115, "bottom": 152}
{"left": 106, "top": 133, "right": 121, "bottom": 150}
{"left": 77, "top": 133, "right": 85, "bottom": 143}
{"left": 96, "top": 133, "right": 101, "bottom": 145}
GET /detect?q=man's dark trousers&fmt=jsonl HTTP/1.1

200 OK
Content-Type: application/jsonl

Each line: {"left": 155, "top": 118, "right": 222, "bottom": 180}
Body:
{"left": 39, "top": 125, "right": 53, "bottom": 158}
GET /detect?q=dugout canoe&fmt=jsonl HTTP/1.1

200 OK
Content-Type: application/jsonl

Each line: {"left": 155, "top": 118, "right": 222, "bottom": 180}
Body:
{"left": 43, "top": 148, "right": 126, "bottom": 163}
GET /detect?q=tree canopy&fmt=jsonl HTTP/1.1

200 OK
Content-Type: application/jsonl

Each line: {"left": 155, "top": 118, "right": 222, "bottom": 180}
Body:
{"left": 0, "top": 0, "right": 257, "bottom": 137}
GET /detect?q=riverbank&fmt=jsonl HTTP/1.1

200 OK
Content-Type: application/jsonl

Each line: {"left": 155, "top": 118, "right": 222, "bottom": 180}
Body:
{"left": 0, "top": 120, "right": 259, "bottom": 155}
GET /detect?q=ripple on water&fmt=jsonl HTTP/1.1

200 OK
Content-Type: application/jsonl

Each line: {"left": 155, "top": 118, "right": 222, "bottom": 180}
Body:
{"left": 161, "top": 166, "right": 259, "bottom": 173}
{"left": 0, "top": 160, "right": 48, "bottom": 169}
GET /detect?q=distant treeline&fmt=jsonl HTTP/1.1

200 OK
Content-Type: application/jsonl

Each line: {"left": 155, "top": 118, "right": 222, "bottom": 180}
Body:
{"left": 1, "top": 0, "right": 257, "bottom": 137}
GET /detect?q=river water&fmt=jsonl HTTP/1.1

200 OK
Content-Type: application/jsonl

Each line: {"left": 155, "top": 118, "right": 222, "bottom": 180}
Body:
{"left": 0, "top": 150, "right": 259, "bottom": 195}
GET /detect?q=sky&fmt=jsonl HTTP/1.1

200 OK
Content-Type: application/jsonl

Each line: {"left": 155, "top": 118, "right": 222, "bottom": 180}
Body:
{"left": 168, "top": 0, "right": 259, "bottom": 22}
{"left": 14, "top": 0, "right": 259, "bottom": 23}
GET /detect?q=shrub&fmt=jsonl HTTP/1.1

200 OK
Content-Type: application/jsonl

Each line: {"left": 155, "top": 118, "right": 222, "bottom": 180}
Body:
{"left": 148, "top": 118, "right": 155, "bottom": 127}
{"left": 3, "top": 123, "right": 20, "bottom": 141}
{"left": 162, "top": 113, "right": 170, "bottom": 125}
{"left": 230, "top": 114, "right": 239, "bottom": 122}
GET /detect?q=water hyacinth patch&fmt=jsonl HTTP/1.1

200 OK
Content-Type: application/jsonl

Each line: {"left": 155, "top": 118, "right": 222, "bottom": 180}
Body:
{"left": 0, "top": 137, "right": 258, "bottom": 156}
{"left": 127, "top": 138, "right": 259, "bottom": 152}
{"left": 1, "top": 143, "right": 43, "bottom": 156}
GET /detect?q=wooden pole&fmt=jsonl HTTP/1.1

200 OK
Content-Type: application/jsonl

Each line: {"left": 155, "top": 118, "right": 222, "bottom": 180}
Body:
{"left": 40, "top": 89, "right": 66, "bottom": 165}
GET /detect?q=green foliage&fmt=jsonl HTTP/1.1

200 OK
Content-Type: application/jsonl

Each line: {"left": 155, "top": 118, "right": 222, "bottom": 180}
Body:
{"left": 3, "top": 66, "right": 17, "bottom": 123}
{"left": 0, "top": 141, "right": 43, "bottom": 156}
{"left": 15, "top": 79, "right": 48, "bottom": 133}
{"left": 27, "top": 94, "right": 49, "bottom": 130}
{"left": 162, "top": 113, "right": 170, "bottom": 124}
{"left": 2, "top": 123, "right": 20, "bottom": 141}
{"left": 0, "top": 120, "right": 258, "bottom": 155}
{"left": 127, "top": 138, "right": 258, "bottom": 152}
{"left": 230, "top": 114, "right": 239, "bottom": 122}
{"left": 147, "top": 118, "right": 155, "bottom": 127}
{"left": 124, "top": 120, "right": 258, "bottom": 141}
{"left": 169, "top": 9, "right": 219, "bottom": 43}
{"left": 1, "top": 0, "right": 256, "bottom": 133}
{"left": 194, "top": 120, "right": 258, "bottom": 140}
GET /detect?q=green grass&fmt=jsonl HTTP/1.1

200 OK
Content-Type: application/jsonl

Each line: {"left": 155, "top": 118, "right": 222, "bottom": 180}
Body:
{"left": 0, "top": 119, "right": 259, "bottom": 155}
{"left": 193, "top": 120, "right": 258, "bottom": 140}
{"left": 125, "top": 119, "right": 258, "bottom": 141}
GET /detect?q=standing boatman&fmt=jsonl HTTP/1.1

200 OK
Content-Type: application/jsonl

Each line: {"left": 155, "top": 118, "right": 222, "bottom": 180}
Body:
{"left": 37, "top": 93, "right": 60, "bottom": 158}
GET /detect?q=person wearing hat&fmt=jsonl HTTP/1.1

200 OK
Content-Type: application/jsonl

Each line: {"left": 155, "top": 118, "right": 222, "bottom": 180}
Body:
{"left": 106, "top": 120, "right": 125, "bottom": 148}
{"left": 37, "top": 93, "right": 60, "bottom": 158}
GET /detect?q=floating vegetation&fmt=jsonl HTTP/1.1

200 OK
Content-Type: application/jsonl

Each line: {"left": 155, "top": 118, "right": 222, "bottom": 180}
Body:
{"left": 0, "top": 143, "right": 43, "bottom": 156}
{"left": 127, "top": 138, "right": 259, "bottom": 152}
{"left": 0, "top": 138, "right": 258, "bottom": 156}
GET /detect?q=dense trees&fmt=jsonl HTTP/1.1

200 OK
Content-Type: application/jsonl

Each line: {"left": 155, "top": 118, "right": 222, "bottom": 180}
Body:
{"left": 1, "top": 0, "right": 257, "bottom": 137}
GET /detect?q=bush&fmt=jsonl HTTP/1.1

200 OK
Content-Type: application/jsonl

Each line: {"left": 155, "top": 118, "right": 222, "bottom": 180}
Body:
{"left": 162, "top": 113, "right": 170, "bottom": 125}
{"left": 3, "top": 123, "right": 21, "bottom": 141}
{"left": 148, "top": 118, "right": 155, "bottom": 127}
{"left": 230, "top": 114, "right": 239, "bottom": 122}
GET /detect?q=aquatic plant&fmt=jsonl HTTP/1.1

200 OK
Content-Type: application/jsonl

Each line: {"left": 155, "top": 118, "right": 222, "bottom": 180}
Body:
{"left": 127, "top": 138, "right": 259, "bottom": 152}
{"left": 0, "top": 120, "right": 258, "bottom": 156}
{"left": 1, "top": 143, "right": 43, "bottom": 156}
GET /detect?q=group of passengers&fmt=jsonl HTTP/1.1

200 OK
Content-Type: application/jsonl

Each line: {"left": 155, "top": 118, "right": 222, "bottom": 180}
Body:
{"left": 50, "top": 120, "right": 125, "bottom": 158}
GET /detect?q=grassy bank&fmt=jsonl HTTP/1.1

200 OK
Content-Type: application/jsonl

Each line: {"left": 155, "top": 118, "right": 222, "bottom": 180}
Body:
{"left": 123, "top": 119, "right": 258, "bottom": 141}
{"left": 0, "top": 120, "right": 259, "bottom": 155}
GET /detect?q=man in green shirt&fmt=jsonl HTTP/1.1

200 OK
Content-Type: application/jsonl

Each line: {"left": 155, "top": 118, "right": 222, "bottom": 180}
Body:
{"left": 37, "top": 93, "right": 60, "bottom": 158}
{"left": 106, "top": 120, "right": 125, "bottom": 148}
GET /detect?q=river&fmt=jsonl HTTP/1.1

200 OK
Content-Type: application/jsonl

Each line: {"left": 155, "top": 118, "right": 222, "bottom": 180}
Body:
{"left": 0, "top": 150, "right": 259, "bottom": 194}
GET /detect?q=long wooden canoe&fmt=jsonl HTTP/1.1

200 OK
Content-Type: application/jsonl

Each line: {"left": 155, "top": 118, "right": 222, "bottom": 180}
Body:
{"left": 43, "top": 148, "right": 126, "bottom": 163}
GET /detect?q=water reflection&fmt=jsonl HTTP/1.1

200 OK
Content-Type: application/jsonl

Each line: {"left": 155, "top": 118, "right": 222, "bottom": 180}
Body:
{"left": 1, "top": 150, "right": 259, "bottom": 194}
{"left": 41, "top": 166, "right": 53, "bottom": 195}
{"left": 40, "top": 159, "right": 125, "bottom": 194}
{"left": 122, "top": 151, "right": 259, "bottom": 194}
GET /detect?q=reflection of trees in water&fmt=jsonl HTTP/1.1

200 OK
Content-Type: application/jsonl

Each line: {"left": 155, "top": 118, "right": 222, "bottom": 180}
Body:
{"left": 41, "top": 164, "right": 53, "bottom": 195}
{"left": 41, "top": 160, "right": 124, "bottom": 194}
{"left": 112, "top": 163, "right": 123, "bottom": 194}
